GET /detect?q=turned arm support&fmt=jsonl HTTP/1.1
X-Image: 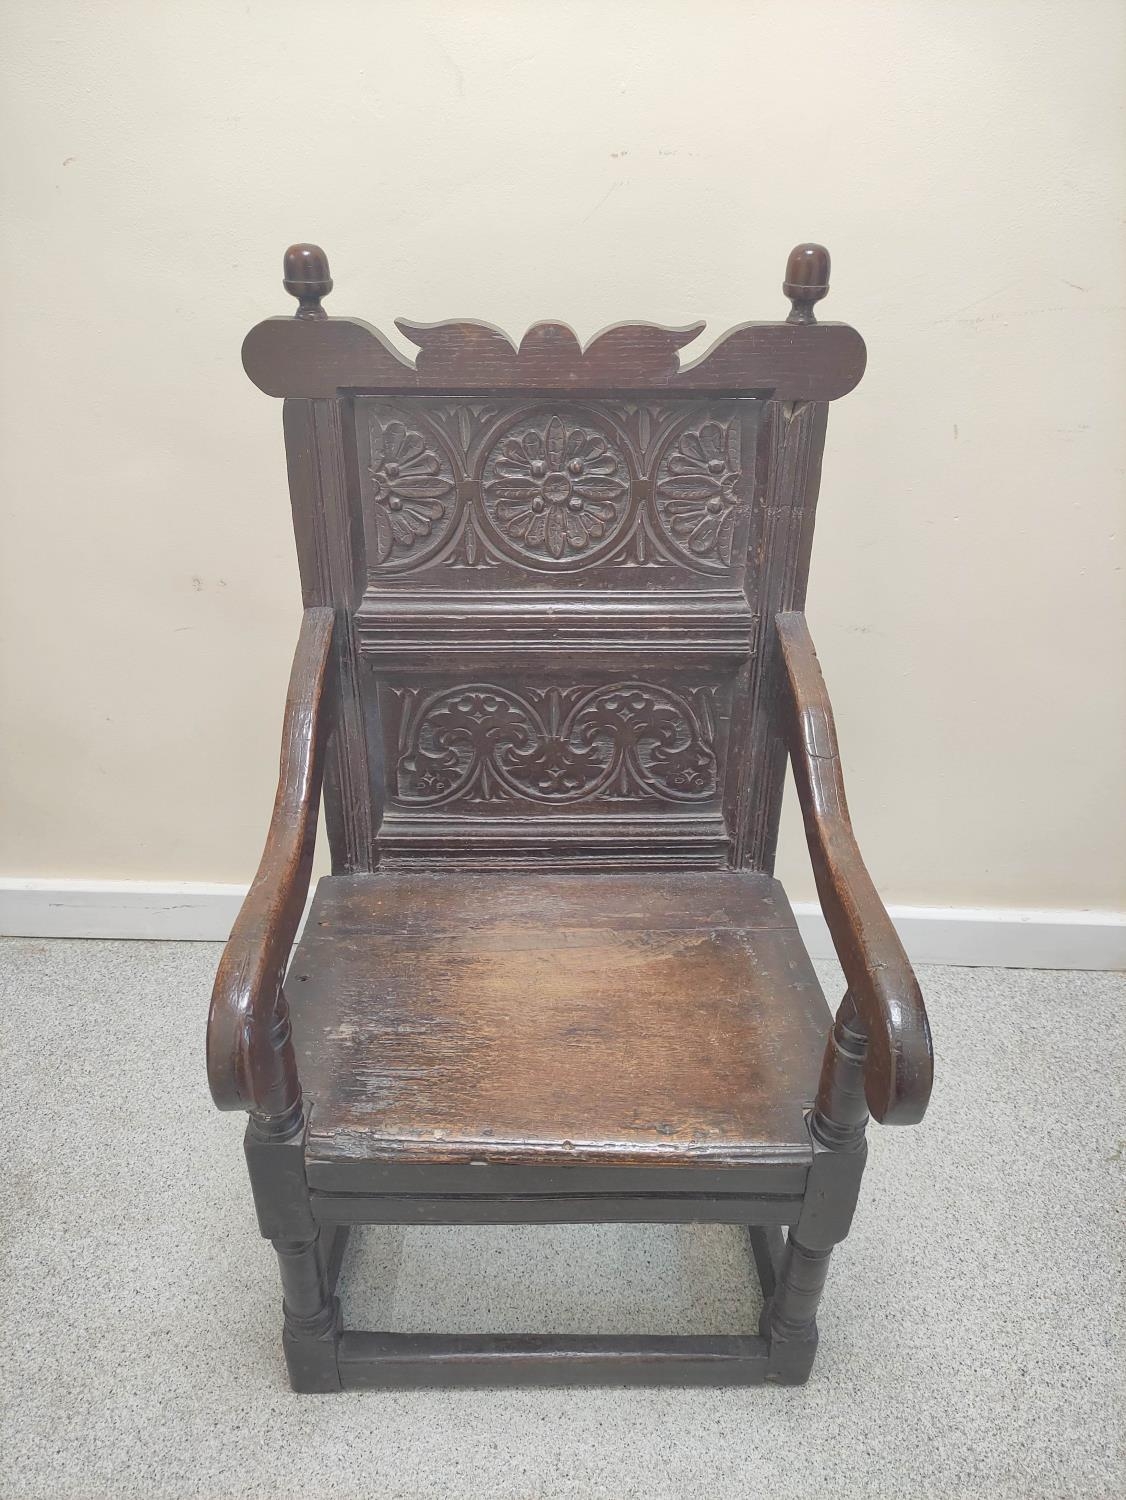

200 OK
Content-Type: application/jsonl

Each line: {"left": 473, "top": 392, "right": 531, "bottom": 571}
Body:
{"left": 206, "top": 607, "right": 336, "bottom": 1121}
{"left": 775, "top": 612, "right": 933, "bottom": 1126}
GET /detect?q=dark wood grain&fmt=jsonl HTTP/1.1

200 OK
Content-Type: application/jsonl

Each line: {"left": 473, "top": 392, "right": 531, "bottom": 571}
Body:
{"left": 206, "top": 607, "right": 335, "bottom": 1122}
{"left": 287, "top": 871, "right": 830, "bottom": 1172}
{"left": 304, "top": 1160, "right": 808, "bottom": 1197}
{"left": 337, "top": 1331, "right": 773, "bottom": 1389}
{"left": 775, "top": 611, "right": 933, "bottom": 1125}
{"left": 282, "top": 399, "right": 377, "bottom": 872}
{"left": 244, "top": 242, "right": 864, "bottom": 400}
{"left": 309, "top": 1194, "right": 802, "bottom": 1227}
{"left": 397, "top": 315, "right": 708, "bottom": 384}
{"left": 212, "top": 242, "right": 932, "bottom": 1392}
{"left": 783, "top": 242, "right": 831, "bottom": 324}
{"left": 249, "top": 248, "right": 861, "bottom": 880}
{"left": 242, "top": 313, "right": 865, "bottom": 400}
{"left": 283, "top": 242, "right": 333, "bottom": 320}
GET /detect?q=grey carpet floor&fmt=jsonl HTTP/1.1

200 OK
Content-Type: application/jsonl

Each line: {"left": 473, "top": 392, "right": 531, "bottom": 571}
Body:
{"left": 0, "top": 937, "right": 1122, "bottom": 1500}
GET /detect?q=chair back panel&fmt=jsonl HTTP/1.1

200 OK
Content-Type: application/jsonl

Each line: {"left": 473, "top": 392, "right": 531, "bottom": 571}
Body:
{"left": 249, "top": 244, "right": 864, "bottom": 874}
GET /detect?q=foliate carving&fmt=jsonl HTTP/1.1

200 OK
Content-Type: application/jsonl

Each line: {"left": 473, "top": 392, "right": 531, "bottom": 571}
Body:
{"left": 481, "top": 413, "right": 631, "bottom": 564}
{"left": 395, "top": 318, "right": 707, "bottom": 385}
{"left": 244, "top": 312, "right": 868, "bottom": 402}
{"left": 395, "top": 681, "right": 718, "bottom": 806}
{"left": 366, "top": 417, "right": 457, "bottom": 565}
{"left": 359, "top": 399, "right": 749, "bottom": 576}
{"left": 653, "top": 419, "right": 741, "bottom": 565}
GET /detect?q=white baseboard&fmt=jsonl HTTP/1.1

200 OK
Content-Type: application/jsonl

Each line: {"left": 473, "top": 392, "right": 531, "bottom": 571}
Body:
{"left": 0, "top": 879, "right": 248, "bottom": 942}
{"left": 796, "top": 902, "right": 1125, "bottom": 972}
{"left": 0, "top": 878, "right": 1122, "bottom": 971}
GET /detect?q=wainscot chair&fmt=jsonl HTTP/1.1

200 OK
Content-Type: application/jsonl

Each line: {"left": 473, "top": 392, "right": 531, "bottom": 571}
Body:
{"left": 207, "top": 243, "right": 934, "bottom": 1392}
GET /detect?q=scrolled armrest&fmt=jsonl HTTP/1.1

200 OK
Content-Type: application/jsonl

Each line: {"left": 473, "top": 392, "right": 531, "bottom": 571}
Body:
{"left": 775, "top": 611, "right": 933, "bottom": 1126}
{"left": 206, "top": 607, "right": 335, "bottom": 1119}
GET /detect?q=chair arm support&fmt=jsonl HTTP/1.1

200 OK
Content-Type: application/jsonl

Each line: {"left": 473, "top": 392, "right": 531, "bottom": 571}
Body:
{"left": 775, "top": 612, "right": 933, "bottom": 1126}
{"left": 206, "top": 607, "right": 336, "bottom": 1119}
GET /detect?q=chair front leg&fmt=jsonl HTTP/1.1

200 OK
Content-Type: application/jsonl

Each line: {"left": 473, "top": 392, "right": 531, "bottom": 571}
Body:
{"left": 244, "top": 1109, "right": 343, "bottom": 1392}
{"left": 765, "top": 992, "right": 869, "bottom": 1382}
{"left": 276, "top": 1231, "right": 343, "bottom": 1392}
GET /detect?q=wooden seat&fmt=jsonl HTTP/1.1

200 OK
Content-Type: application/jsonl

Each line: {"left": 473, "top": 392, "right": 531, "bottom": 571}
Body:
{"left": 289, "top": 872, "right": 830, "bottom": 1195}
{"left": 207, "top": 241, "right": 934, "bottom": 1392}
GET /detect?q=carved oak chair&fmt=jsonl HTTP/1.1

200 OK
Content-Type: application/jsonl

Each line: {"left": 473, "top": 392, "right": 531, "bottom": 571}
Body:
{"left": 207, "top": 243, "right": 934, "bottom": 1391}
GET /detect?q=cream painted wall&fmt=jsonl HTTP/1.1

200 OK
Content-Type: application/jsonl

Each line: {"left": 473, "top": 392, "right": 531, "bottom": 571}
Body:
{"left": 1, "top": 0, "right": 1123, "bottom": 910}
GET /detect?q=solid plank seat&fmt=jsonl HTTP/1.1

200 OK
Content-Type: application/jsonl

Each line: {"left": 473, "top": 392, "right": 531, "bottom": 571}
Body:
{"left": 287, "top": 871, "right": 831, "bottom": 1193}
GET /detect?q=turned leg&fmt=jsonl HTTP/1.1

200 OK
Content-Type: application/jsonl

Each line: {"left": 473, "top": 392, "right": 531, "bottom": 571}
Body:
{"left": 276, "top": 1232, "right": 342, "bottom": 1392}
{"left": 251, "top": 1116, "right": 343, "bottom": 1393}
{"left": 243, "top": 1004, "right": 343, "bottom": 1393}
{"left": 765, "top": 991, "right": 869, "bottom": 1383}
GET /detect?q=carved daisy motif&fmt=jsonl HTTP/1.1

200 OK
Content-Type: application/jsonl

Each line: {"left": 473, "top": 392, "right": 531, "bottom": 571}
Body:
{"left": 368, "top": 419, "right": 455, "bottom": 562}
{"left": 484, "top": 415, "right": 629, "bottom": 561}
{"left": 655, "top": 421, "right": 740, "bottom": 564}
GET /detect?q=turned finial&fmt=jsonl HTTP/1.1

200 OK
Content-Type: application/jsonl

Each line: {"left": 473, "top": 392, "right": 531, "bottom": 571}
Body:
{"left": 283, "top": 243, "right": 333, "bottom": 319}
{"left": 783, "top": 243, "right": 830, "bottom": 324}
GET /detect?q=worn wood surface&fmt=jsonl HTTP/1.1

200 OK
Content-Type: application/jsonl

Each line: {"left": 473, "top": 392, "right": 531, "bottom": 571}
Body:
{"left": 308, "top": 1193, "right": 803, "bottom": 1226}
{"left": 304, "top": 1157, "right": 809, "bottom": 1198}
{"left": 210, "top": 242, "right": 933, "bottom": 1391}
{"left": 243, "top": 314, "right": 866, "bottom": 401}
{"left": 206, "top": 607, "right": 334, "bottom": 1119}
{"left": 337, "top": 1331, "right": 774, "bottom": 1390}
{"left": 775, "top": 611, "right": 933, "bottom": 1124}
{"left": 243, "top": 242, "right": 864, "bottom": 401}
{"left": 282, "top": 399, "right": 376, "bottom": 872}
{"left": 245, "top": 245, "right": 864, "bottom": 879}
{"left": 286, "top": 871, "right": 830, "bottom": 1173}
{"left": 348, "top": 390, "right": 761, "bottom": 869}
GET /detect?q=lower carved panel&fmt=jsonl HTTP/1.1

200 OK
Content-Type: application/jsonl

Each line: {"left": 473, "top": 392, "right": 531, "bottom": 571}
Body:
{"left": 388, "top": 679, "right": 724, "bottom": 811}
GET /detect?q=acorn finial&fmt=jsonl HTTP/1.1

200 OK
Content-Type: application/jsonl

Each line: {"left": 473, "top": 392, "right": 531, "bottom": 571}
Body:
{"left": 283, "top": 243, "right": 333, "bottom": 319}
{"left": 783, "top": 243, "right": 830, "bottom": 324}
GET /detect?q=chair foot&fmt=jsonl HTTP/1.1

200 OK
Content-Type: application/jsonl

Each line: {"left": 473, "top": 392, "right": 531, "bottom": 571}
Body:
{"left": 758, "top": 1297, "right": 819, "bottom": 1384}
{"left": 765, "top": 1330, "right": 819, "bottom": 1384}
{"left": 756, "top": 1229, "right": 833, "bottom": 1384}
{"left": 283, "top": 1297, "right": 343, "bottom": 1392}
{"left": 273, "top": 1233, "right": 342, "bottom": 1392}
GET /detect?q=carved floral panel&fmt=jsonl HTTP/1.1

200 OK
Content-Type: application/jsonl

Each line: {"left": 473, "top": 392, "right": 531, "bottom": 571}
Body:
{"left": 653, "top": 420, "right": 741, "bottom": 566}
{"left": 481, "top": 412, "right": 631, "bottom": 564}
{"left": 389, "top": 679, "right": 723, "bottom": 809}
{"left": 363, "top": 416, "right": 459, "bottom": 567}
{"left": 355, "top": 397, "right": 755, "bottom": 577}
